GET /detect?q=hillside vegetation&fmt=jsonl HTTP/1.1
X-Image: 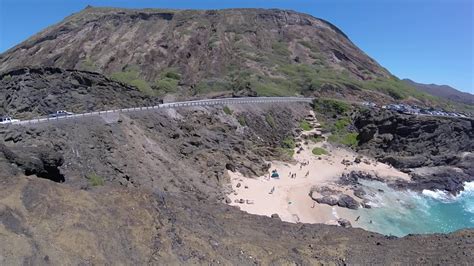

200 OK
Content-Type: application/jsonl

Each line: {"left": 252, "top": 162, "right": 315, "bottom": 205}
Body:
{"left": 0, "top": 7, "right": 433, "bottom": 103}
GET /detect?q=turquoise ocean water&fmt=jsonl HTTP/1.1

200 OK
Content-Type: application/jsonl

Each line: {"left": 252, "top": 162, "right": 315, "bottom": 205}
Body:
{"left": 353, "top": 180, "right": 474, "bottom": 237}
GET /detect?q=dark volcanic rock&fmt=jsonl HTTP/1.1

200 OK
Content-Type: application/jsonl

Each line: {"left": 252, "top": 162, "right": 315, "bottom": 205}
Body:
{"left": 353, "top": 187, "right": 366, "bottom": 199}
{"left": 0, "top": 143, "right": 64, "bottom": 182}
{"left": 338, "top": 171, "right": 381, "bottom": 186}
{"left": 0, "top": 67, "right": 157, "bottom": 119}
{"left": 225, "top": 163, "right": 236, "bottom": 172}
{"left": 392, "top": 166, "right": 472, "bottom": 195}
{"left": 337, "top": 218, "right": 352, "bottom": 228}
{"left": 337, "top": 194, "right": 359, "bottom": 210}
{"left": 314, "top": 196, "right": 338, "bottom": 206}
{"left": 271, "top": 213, "right": 280, "bottom": 219}
{"left": 355, "top": 109, "right": 474, "bottom": 194}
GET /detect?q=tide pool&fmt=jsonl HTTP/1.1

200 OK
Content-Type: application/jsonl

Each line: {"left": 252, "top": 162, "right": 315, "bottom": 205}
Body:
{"left": 353, "top": 180, "right": 474, "bottom": 237}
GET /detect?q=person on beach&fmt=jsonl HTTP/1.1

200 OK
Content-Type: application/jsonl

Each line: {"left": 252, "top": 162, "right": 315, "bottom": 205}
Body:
{"left": 269, "top": 186, "right": 275, "bottom": 194}
{"left": 305, "top": 171, "right": 309, "bottom": 177}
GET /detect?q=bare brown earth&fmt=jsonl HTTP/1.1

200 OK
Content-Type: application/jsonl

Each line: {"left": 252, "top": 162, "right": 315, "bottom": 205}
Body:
{"left": 1, "top": 175, "right": 473, "bottom": 265}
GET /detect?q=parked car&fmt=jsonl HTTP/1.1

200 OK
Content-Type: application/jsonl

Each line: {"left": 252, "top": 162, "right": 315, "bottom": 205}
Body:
{"left": 0, "top": 116, "right": 20, "bottom": 124}
{"left": 48, "top": 110, "right": 74, "bottom": 118}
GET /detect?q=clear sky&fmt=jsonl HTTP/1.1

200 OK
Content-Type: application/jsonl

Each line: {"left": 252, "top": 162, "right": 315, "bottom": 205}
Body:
{"left": 0, "top": 0, "right": 472, "bottom": 93}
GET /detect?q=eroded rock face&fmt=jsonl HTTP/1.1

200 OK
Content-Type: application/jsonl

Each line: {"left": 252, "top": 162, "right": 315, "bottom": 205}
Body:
{"left": 0, "top": 67, "right": 157, "bottom": 119}
{"left": 0, "top": 104, "right": 306, "bottom": 200}
{"left": 355, "top": 109, "right": 474, "bottom": 194}
{"left": 0, "top": 143, "right": 64, "bottom": 182}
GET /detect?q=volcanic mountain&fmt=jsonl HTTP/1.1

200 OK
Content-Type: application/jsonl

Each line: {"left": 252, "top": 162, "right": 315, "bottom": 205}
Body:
{"left": 0, "top": 7, "right": 422, "bottom": 102}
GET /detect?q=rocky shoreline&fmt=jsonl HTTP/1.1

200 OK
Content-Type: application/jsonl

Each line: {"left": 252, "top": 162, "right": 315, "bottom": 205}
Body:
{"left": 355, "top": 109, "right": 474, "bottom": 195}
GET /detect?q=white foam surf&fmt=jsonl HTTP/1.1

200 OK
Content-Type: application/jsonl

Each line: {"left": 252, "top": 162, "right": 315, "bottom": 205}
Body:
{"left": 422, "top": 189, "right": 454, "bottom": 202}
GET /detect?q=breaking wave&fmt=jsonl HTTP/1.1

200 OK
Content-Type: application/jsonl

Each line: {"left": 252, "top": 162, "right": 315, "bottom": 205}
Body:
{"left": 354, "top": 180, "right": 474, "bottom": 237}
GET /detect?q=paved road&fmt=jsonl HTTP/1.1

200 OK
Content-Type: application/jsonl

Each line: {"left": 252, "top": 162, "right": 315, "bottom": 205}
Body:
{"left": 4, "top": 97, "right": 314, "bottom": 126}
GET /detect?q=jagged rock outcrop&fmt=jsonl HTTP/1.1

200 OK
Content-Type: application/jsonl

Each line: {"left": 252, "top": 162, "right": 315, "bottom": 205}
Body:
{"left": 310, "top": 193, "right": 359, "bottom": 210}
{"left": 338, "top": 171, "right": 382, "bottom": 186}
{"left": 355, "top": 109, "right": 474, "bottom": 194}
{"left": 0, "top": 67, "right": 157, "bottom": 119}
{"left": 0, "top": 143, "right": 64, "bottom": 182}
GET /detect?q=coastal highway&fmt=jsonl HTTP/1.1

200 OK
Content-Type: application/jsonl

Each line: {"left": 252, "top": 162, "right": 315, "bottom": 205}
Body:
{"left": 3, "top": 97, "right": 314, "bottom": 126}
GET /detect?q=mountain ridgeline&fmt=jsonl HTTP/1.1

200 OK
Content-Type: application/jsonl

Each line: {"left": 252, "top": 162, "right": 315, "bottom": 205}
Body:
{"left": 0, "top": 7, "right": 428, "bottom": 102}
{"left": 403, "top": 79, "right": 474, "bottom": 106}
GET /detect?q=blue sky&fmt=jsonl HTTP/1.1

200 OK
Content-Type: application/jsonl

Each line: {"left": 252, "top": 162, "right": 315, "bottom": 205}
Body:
{"left": 0, "top": 0, "right": 472, "bottom": 93}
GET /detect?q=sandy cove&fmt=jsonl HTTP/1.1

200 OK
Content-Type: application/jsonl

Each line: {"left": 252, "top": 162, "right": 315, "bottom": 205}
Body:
{"left": 227, "top": 113, "right": 410, "bottom": 227}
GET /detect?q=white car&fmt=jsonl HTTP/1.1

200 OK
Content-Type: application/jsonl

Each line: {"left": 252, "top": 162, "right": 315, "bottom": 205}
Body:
{"left": 0, "top": 116, "right": 20, "bottom": 124}
{"left": 48, "top": 110, "right": 74, "bottom": 118}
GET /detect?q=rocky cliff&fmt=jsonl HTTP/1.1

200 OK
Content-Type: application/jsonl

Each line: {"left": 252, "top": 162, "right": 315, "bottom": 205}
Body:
{"left": 0, "top": 67, "right": 157, "bottom": 119}
{"left": 355, "top": 109, "right": 474, "bottom": 193}
{"left": 0, "top": 102, "right": 307, "bottom": 199}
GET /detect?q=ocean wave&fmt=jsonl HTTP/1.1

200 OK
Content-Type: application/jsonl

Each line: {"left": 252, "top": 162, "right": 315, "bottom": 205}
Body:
{"left": 422, "top": 189, "right": 454, "bottom": 202}
{"left": 459, "top": 181, "right": 474, "bottom": 196}
{"left": 464, "top": 202, "right": 474, "bottom": 214}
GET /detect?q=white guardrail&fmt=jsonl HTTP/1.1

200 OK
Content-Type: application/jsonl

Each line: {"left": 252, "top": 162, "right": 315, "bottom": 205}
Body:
{"left": 5, "top": 97, "right": 314, "bottom": 126}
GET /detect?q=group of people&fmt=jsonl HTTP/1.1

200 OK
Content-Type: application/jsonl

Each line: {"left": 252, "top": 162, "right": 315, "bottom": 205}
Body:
{"left": 268, "top": 159, "right": 312, "bottom": 181}
{"left": 299, "top": 160, "right": 310, "bottom": 169}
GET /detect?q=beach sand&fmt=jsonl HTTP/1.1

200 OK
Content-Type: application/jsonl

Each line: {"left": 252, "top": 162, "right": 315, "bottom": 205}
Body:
{"left": 227, "top": 112, "right": 410, "bottom": 227}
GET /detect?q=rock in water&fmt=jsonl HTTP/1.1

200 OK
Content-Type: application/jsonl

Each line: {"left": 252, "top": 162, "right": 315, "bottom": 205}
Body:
{"left": 337, "top": 195, "right": 359, "bottom": 210}
{"left": 314, "top": 196, "right": 338, "bottom": 206}
{"left": 353, "top": 188, "right": 366, "bottom": 199}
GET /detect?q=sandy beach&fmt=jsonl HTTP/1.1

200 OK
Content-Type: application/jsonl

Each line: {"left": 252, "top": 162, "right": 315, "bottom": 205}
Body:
{"left": 227, "top": 111, "right": 410, "bottom": 227}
